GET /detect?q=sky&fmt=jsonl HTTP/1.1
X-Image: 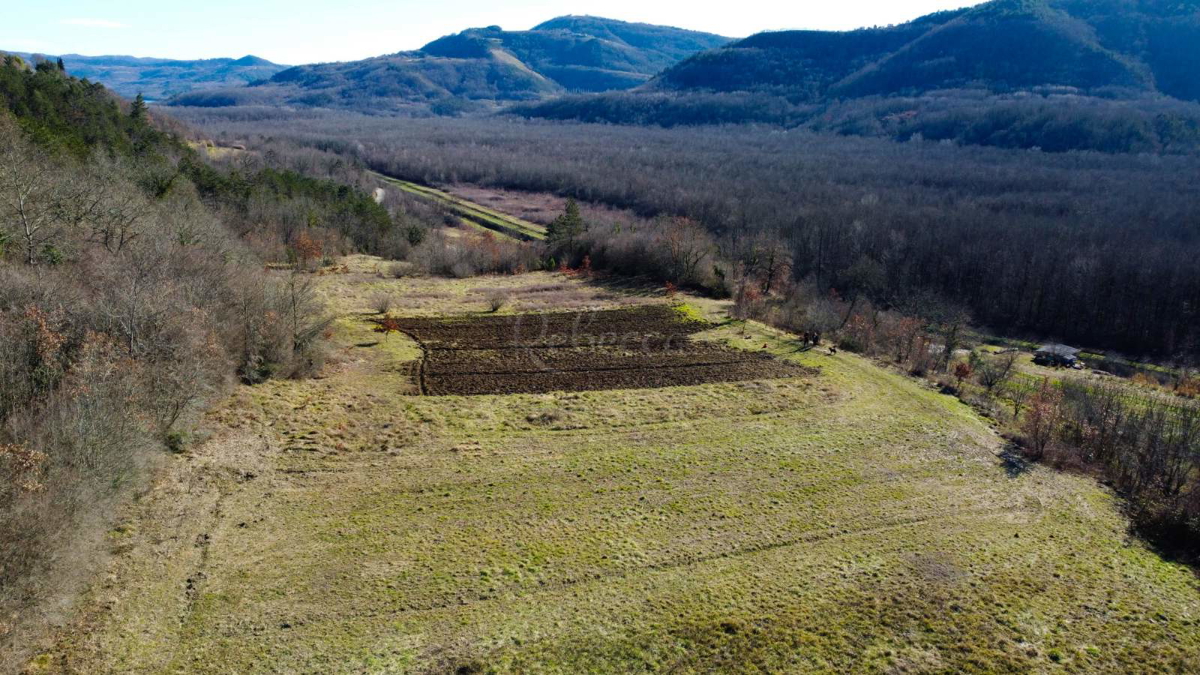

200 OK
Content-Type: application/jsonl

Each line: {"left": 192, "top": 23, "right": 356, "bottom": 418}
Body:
{"left": 2, "top": 0, "right": 978, "bottom": 65}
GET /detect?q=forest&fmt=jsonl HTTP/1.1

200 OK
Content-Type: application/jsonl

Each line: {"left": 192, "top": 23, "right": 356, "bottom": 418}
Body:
{"left": 514, "top": 90, "right": 1200, "bottom": 154}
{"left": 178, "top": 109, "right": 1200, "bottom": 359}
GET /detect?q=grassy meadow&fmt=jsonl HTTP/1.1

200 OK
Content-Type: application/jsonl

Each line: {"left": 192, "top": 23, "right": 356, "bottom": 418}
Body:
{"left": 39, "top": 258, "right": 1200, "bottom": 673}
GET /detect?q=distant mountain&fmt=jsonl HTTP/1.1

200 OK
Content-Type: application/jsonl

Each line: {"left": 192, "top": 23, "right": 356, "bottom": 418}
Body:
{"left": 167, "top": 17, "right": 730, "bottom": 112}
{"left": 649, "top": 0, "right": 1163, "bottom": 100}
{"left": 665, "top": 0, "right": 1199, "bottom": 101}
{"left": 9, "top": 52, "right": 287, "bottom": 101}
{"left": 512, "top": 0, "right": 1200, "bottom": 153}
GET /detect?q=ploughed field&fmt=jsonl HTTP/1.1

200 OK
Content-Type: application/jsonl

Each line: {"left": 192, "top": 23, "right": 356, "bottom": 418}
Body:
{"left": 45, "top": 260, "right": 1200, "bottom": 674}
{"left": 397, "top": 306, "right": 811, "bottom": 395}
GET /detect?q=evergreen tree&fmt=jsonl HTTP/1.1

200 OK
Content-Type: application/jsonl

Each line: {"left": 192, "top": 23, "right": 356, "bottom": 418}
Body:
{"left": 56, "top": 57, "right": 65, "bottom": 72}
{"left": 546, "top": 198, "right": 585, "bottom": 243}
{"left": 130, "top": 93, "right": 148, "bottom": 122}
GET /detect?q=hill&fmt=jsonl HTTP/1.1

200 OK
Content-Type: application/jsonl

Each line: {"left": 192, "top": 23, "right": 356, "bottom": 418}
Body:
{"left": 167, "top": 17, "right": 730, "bottom": 113}
{"left": 0, "top": 52, "right": 181, "bottom": 157}
{"left": 10, "top": 52, "right": 287, "bottom": 101}
{"left": 513, "top": 0, "right": 1200, "bottom": 152}
{"left": 649, "top": 0, "right": 1159, "bottom": 100}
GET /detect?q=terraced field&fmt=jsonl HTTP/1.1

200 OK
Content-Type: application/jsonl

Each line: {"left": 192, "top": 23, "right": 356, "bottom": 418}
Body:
{"left": 41, "top": 259, "right": 1200, "bottom": 673}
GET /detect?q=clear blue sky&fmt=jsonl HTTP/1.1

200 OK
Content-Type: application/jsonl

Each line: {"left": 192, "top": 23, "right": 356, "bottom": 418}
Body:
{"left": 2, "top": 0, "right": 977, "bottom": 65}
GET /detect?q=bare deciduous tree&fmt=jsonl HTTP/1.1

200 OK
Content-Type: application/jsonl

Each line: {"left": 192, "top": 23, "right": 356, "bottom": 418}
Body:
{"left": 742, "top": 234, "right": 792, "bottom": 295}
{"left": 0, "top": 120, "right": 64, "bottom": 265}
{"left": 660, "top": 217, "right": 712, "bottom": 286}
{"left": 972, "top": 350, "right": 1019, "bottom": 392}
{"left": 281, "top": 271, "right": 331, "bottom": 373}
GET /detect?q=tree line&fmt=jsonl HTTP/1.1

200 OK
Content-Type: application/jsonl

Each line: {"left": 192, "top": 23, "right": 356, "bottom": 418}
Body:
{"left": 512, "top": 90, "right": 1200, "bottom": 154}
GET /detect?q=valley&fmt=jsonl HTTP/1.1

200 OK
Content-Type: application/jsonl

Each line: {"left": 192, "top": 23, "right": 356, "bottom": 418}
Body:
{"left": 5, "top": 2, "right": 1200, "bottom": 671}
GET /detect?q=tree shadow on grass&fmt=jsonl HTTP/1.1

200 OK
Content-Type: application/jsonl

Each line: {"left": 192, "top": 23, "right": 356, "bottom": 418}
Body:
{"left": 580, "top": 273, "right": 669, "bottom": 298}
{"left": 791, "top": 341, "right": 816, "bottom": 354}
{"left": 998, "top": 441, "right": 1033, "bottom": 478}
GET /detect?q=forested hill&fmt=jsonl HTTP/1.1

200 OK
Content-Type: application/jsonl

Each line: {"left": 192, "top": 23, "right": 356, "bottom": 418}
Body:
{"left": 514, "top": 0, "right": 1200, "bottom": 153}
{"left": 650, "top": 0, "right": 1197, "bottom": 100}
{"left": 525, "top": 16, "right": 732, "bottom": 83}
{"left": 166, "top": 17, "right": 730, "bottom": 113}
{"left": 0, "top": 52, "right": 180, "bottom": 157}
{"left": 422, "top": 18, "right": 730, "bottom": 92}
{"left": 11, "top": 52, "right": 286, "bottom": 101}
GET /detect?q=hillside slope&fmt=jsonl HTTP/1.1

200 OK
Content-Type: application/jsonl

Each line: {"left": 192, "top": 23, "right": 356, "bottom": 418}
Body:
{"left": 167, "top": 17, "right": 729, "bottom": 113}
{"left": 40, "top": 261, "right": 1200, "bottom": 672}
{"left": 0, "top": 53, "right": 406, "bottom": 670}
{"left": 1052, "top": 0, "right": 1200, "bottom": 101}
{"left": 651, "top": 10, "right": 962, "bottom": 99}
{"left": 11, "top": 52, "right": 286, "bottom": 101}
{"left": 653, "top": 0, "right": 1182, "bottom": 99}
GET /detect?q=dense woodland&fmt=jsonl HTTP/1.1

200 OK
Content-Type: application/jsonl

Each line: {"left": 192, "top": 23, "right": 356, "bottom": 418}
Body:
{"left": 179, "top": 110, "right": 1200, "bottom": 359}
{"left": 515, "top": 90, "right": 1200, "bottom": 154}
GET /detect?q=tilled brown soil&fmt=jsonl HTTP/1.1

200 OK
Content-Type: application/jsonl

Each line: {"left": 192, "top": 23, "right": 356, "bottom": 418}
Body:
{"left": 392, "top": 306, "right": 811, "bottom": 395}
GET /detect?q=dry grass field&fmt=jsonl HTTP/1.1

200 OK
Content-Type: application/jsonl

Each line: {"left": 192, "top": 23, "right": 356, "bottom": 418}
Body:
{"left": 33, "top": 257, "right": 1200, "bottom": 673}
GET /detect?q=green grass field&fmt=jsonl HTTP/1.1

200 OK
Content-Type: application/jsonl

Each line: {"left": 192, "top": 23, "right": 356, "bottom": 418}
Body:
{"left": 42, "top": 261, "right": 1200, "bottom": 673}
{"left": 373, "top": 173, "right": 547, "bottom": 241}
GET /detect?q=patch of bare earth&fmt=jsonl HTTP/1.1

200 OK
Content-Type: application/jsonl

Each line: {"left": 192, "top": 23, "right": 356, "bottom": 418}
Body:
{"left": 394, "top": 306, "right": 812, "bottom": 395}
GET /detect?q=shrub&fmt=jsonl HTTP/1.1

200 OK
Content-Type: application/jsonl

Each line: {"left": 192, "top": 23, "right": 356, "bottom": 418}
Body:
{"left": 370, "top": 292, "right": 394, "bottom": 315}
{"left": 293, "top": 231, "right": 323, "bottom": 270}
{"left": 373, "top": 316, "right": 403, "bottom": 341}
{"left": 1021, "top": 379, "right": 1063, "bottom": 461}
{"left": 165, "top": 431, "right": 188, "bottom": 454}
{"left": 450, "top": 261, "right": 477, "bottom": 279}
{"left": 953, "top": 361, "right": 973, "bottom": 387}
{"left": 410, "top": 230, "right": 537, "bottom": 279}
{"left": 387, "top": 262, "right": 415, "bottom": 279}
{"left": 1132, "top": 372, "right": 1159, "bottom": 388}
{"left": 1177, "top": 377, "right": 1200, "bottom": 399}
{"left": 486, "top": 291, "right": 510, "bottom": 313}
{"left": 378, "top": 230, "right": 413, "bottom": 261}
{"left": 971, "top": 350, "right": 1018, "bottom": 391}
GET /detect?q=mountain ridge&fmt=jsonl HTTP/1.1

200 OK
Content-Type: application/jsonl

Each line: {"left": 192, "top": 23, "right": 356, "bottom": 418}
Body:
{"left": 511, "top": 0, "right": 1200, "bottom": 153}
{"left": 8, "top": 52, "right": 287, "bottom": 100}
{"left": 647, "top": 0, "right": 1165, "bottom": 100}
{"left": 166, "top": 16, "right": 731, "bottom": 112}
